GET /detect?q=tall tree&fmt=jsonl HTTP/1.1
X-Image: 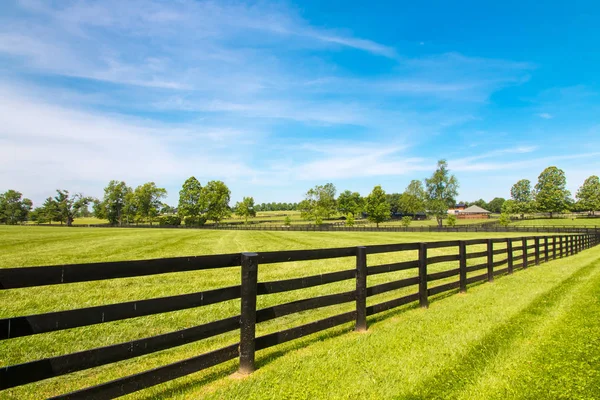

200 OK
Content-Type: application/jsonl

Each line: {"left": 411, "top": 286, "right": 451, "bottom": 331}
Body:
{"left": 133, "top": 183, "right": 167, "bottom": 225}
{"left": 178, "top": 177, "right": 204, "bottom": 219}
{"left": 337, "top": 190, "right": 363, "bottom": 217}
{"left": 534, "top": 166, "right": 571, "bottom": 218}
{"left": 510, "top": 179, "right": 533, "bottom": 203}
{"left": 385, "top": 193, "right": 402, "bottom": 214}
{"left": 0, "top": 190, "right": 33, "bottom": 224}
{"left": 510, "top": 179, "right": 535, "bottom": 218}
{"left": 235, "top": 196, "right": 256, "bottom": 223}
{"left": 300, "top": 183, "right": 337, "bottom": 223}
{"left": 425, "top": 160, "right": 459, "bottom": 227}
{"left": 365, "top": 185, "right": 390, "bottom": 228}
{"left": 41, "top": 197, "right": 61, "bottom": 224}
{"left": 399, "top": 180, "right": 426, "bottom": 217}
{"left": 202, "top": 180, "right": 231, "bottom": 224}
{"left": 487, "top": 197, "right": 505, "bottom": 213}
{"left": 54, "top": 190, "right": 92, "bottom": 226}
{"left": 98, "top": 181, "right": 132, "bottom": 226}
{"left": 576, "top": 175, "right": 600, "bottom": 215}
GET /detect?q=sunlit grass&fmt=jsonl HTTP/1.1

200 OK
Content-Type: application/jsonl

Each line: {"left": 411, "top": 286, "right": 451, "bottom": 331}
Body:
{"left": 0, "top": 226, "right": 594, "bottom": 399}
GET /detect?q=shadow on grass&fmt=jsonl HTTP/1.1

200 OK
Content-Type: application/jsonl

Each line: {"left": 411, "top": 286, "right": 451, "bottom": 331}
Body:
{"left": 141, "top": 324, "right": 355, "bottom": 399}
{"left": 138, "top": 256, "right": 597, "bottom": 399}
{"left": 399, "top": 259, "right": 599, "bottom": 400}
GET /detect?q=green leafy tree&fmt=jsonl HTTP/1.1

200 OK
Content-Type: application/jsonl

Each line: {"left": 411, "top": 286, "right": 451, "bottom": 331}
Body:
{"left": 401, "top": 216, "right": 412, "bottom": 227}
{"left": 499, "top": 213, "right": 511, "bottom": 227}
{"left": 510, "top": 179, "right": 535, "bottom": 218}
{"left": 487, "top": 197, "right": 505, "bottom": 214}
{"left": 447, "top": 214, "right": 457, "bottom": 227}
{"left": 284, "top": 215, "right": 292, "bottom": 226}
{"left": 54, "top": 190, "right": 92, "bottom": 226}
{"left": 576, "top": 175, "right": 600, "bottom": 215}
{"left": 98, "top": 181, "right": 132, "bottom": 226}
{"left": 385, "top": 193, "right": 402, "bottom": 214}
{"left": 300, "top": 183, "right": 337, "bottom": 223}
{"left": 425, "top": 160, "right": 459, "bottom": 227}
{"left": 0, "top": 190, "right": 33, "bottom": 224}
{"left": 202, "top": 180, "right": 231, "bottom": 224}
{"left": 534, "top": 166, "right": 571, "bottom": 218}
{"left": 337, "top": 190, "right": 363, "bottom": 217}
{"left": 346, "top": 213, "right": 355, "bottom": 227}
{"left": 235, "top": 196, "right": 256, "bottom": 224}
{"left": 133, "top": 183, "right": 167, "bottom": 225}
{"left": 365, "top": 185, "right": 390, "bottom": 228}
{"left": 41, "top": 197, "right": 61, "bottom": 224}
{"left": 178, "top": 177, "right": 204, "bottom": 219}
{"left": 399, "top": 180, "right": 426, "bottom": 217}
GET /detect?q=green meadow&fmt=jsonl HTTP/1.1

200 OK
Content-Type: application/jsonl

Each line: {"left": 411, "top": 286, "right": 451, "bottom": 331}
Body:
{"left": 1, "top": 226, "right": 598, "bottom": 399}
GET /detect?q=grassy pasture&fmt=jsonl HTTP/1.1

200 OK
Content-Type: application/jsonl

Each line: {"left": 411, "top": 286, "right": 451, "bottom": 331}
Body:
{"left": 511, "top": 218, "right": 600, "bottom": 227}
{"left": 0, "top": 226, "right": 596, "bottom": 399}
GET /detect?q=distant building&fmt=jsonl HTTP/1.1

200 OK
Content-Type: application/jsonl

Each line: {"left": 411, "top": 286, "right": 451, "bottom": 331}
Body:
{"left": 456, "top": 205, "right": 491, "bottom": 219}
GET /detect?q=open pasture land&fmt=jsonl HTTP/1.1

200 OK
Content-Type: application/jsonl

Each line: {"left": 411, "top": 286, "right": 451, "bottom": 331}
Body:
{"left": 511, "top": 218, "right": 600, "bottom": 227}
{"left": 0, "top": 226, "right": 597, "bottom": 399}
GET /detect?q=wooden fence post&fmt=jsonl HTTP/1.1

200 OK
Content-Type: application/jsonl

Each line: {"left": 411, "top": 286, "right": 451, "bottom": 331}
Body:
{"left": 506, "top": 238, "right": 514, "bottom": 274}
{"left": 560, "top": 236, "right": 564, "bottom": 258}
{"left": 552, "top": 236, "right": 557, "bottom": 260}
{"left": 544, "top": 237, "right": 549, "bottom": 263}
{"left": 487, "top": 239, "right": 494, "bottom": 282}
{"left": 355, "top": 246, "right": 367, "bottom": 332}
{"left": 459, "top": 241, "right": 467, "bottom": 293}
{"left": 534, "top": 237, "right": 540, "bottom": 266}
{"left": 522, "top": 238, "right": 528, "bottom": 269}
{"left": 418, "top": 243, "right": 428, "bottom": 308}
{"left": 239, "top": 252, "right": 258, "bottom": 375}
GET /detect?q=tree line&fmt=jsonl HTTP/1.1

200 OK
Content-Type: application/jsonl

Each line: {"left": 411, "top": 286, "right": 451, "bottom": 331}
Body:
{"left": 1, "top": 164, "right": 599, "bottom": 226}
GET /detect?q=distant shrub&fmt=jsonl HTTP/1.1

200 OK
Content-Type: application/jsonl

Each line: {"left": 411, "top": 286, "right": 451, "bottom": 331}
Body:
{"left": 499, "top": 213, "right": 511, "bottom": 227}
{"left": 284, "top": 216, "right": 291, "bottom": 226}
{"left": 447, "top": 214, "right": 457, "bottom": 227}
{"left": 346, "top": 214, "right": 355, "bottom": 227}
{"left": 184, "top": 215, "right": 206, "bottom": 227}
{"left": 401, "top": 216, "right": 412, "bottom": 227}
{"left": 159, "top": 215, "right": 182, "bottom": 226}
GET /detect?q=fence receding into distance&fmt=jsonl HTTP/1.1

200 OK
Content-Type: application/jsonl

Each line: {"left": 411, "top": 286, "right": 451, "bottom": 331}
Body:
{"left": 0, "top": 233, "right": 598, "bottom": 399}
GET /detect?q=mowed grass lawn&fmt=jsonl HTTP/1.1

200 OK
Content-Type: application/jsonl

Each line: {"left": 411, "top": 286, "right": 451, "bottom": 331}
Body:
{"left": 511, "top": 218, "right": 600, "bottom": 227}
{"left": 1, "top": 226, "right": 599, "bottom": 399}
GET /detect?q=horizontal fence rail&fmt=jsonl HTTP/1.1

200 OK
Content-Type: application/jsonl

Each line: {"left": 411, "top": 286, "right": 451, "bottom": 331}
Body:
{"left": 1, "top": 233, "right": 598, "bottom": 399}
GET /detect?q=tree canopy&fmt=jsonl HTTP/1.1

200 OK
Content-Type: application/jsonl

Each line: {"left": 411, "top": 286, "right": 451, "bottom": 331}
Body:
{"left": 365, "top": 185, "right": 390, "bottom": 227}
{"left": 133, "top": 183, "right": 167, "bottom": 225}
{"left": 97, "top": 181, "right": 132, "bottom": 226}
{"left": 299, "top": 183, "right": 337, "bottom": 224}
{"left": 0, "top": 190, "right": 32, "bottom": 225}
{"left": 425, "top": 160, "right": 459, "bottom": 227}
{"left": 202, "top": 180, "right": 231, "bottom": 224}
{"left": 337, "top": 190, "right": 363, "bottom": 217}
{"left": 178, "top": 177, "right": 204, "bottom": 218}
{"left": 235, "top": 196, "right": 256, "bottom": 223}
{"left": 576, "top": 175, "right": 600, "bottom": 215}
{"left": 534, "top": 166, "right": 571, "bottom": 218}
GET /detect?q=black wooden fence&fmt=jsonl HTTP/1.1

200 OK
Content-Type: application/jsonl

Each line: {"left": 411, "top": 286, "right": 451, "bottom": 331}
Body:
{"left": 1, "top": 233, "right": 598, "bottom": 399}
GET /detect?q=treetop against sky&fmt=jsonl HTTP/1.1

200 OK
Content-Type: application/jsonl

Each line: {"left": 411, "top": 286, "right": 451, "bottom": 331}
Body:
{"left": 1, "top": 0, "right": 599, "bottom": 206}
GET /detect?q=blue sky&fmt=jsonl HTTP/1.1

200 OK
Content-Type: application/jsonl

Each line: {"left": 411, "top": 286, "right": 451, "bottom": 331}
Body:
{"left": 1, "top": 0, "right": 599, "bottom": 206}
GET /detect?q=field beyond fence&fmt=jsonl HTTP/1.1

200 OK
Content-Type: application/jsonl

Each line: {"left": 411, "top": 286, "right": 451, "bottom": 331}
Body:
{"left": 1, "top": 232, "right": 598, "bottom": 399}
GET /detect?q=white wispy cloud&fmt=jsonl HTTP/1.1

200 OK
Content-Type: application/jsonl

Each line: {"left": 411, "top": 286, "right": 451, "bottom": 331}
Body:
{"left": 0, "top": 0, "right": 564, "bottom": 204}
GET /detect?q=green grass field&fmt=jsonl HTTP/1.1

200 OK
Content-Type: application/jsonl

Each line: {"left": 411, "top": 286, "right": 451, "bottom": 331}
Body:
{"left": 1, "top": 226, "right": 598, "bottom": 399}
{"left": 511, "top": 218, "right": 600, "bottom": 227}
